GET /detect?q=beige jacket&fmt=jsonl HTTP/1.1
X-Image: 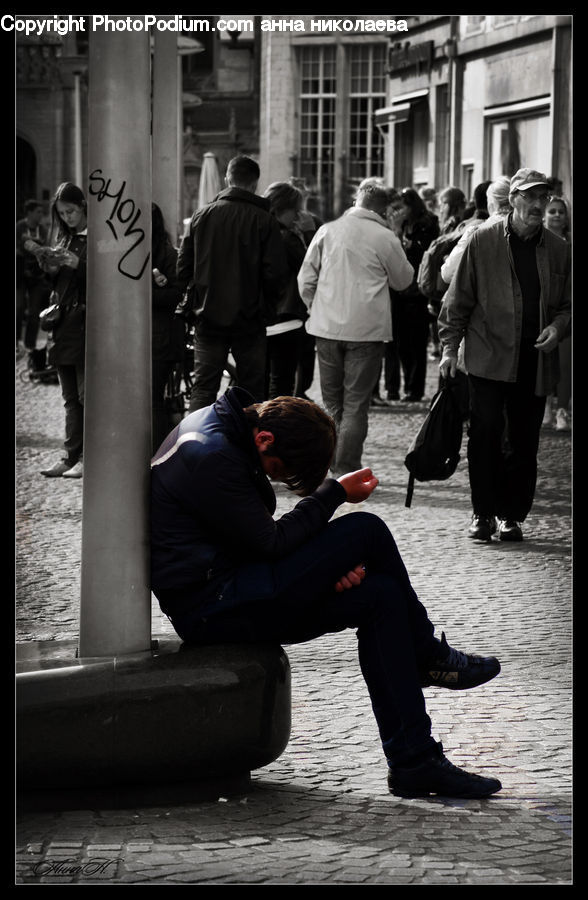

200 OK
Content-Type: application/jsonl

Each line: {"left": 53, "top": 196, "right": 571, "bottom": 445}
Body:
{"left": 297, "top": 207, "right": 414, "bottom": 342}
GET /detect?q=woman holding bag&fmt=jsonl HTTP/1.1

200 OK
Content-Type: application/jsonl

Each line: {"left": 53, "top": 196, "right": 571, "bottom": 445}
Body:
{"left": 39, "top": 182, "right": 87, "bottom": 479}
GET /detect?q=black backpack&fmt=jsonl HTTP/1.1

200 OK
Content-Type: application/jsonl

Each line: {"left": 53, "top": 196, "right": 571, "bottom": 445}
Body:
{"left": 404, "top": 379, "right": 464, "bottom": 508}
{"left": 416, "top": 227, "right": 464, "bottom": 301}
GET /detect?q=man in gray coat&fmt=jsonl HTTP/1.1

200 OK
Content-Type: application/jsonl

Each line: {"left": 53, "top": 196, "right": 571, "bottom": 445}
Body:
{"left": 438, "top": 167, "right": 571, "bottom": 542}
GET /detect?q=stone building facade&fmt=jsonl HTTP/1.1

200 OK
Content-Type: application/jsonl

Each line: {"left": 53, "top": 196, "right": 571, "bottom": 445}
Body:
{"left": 15, "top": 15, "right": 262, "bottom": 235}
{"left": 15, "top": 14, "right": 572, "bottom": 229}
{"left": 257, "top": 14, "right": 572, "bottom": 220}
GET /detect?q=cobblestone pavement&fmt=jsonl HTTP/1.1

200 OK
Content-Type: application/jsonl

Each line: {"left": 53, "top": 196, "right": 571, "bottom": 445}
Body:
{"left": 15, "top": 351, "right": 572, "bottom": 885}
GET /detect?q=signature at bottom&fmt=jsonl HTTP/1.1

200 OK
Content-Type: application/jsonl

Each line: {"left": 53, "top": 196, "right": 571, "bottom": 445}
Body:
{"left": 33, "top": 857, "right": 121, "bottom": 877}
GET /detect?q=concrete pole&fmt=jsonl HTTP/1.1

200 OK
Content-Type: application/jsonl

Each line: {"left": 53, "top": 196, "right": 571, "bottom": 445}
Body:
{"left": 177, "top": 56, "right": 185, "bottom": 239}
{"left": 73, "top": 71, "right": 83, "bottom": 189}
{"left": 79, "top": 26, "right": 152, "bottom": 658}
{"left": 153, "top": 28, "right": 180, "bottom": 244}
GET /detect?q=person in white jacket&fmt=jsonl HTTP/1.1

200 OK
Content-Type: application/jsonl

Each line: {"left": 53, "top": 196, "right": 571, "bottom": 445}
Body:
{"left": 440, "top": 177, "right": 510, "bottom": 286}
{"left": 297, "top": 183, "right": 413, "bottom": 474}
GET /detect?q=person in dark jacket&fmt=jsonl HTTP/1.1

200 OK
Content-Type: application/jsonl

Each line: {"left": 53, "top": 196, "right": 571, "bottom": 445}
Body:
{"left": 151, "top": 203, "right": 184, "bottom": 453}
{"left": 288, "top": 176, "right": 322, "bottom": 399}
{"left": 16, "top": 198, "right": 52, "bottom": 370}
{"left": 38, "top": 182, "right": 87, "bottom": 479}
{"left": 151, "top": 385, "right": 504, "bottom": 799}
{"left": 262, "top": 181, "right": 309, "bottom": 399}
{"left": 390, "top": 188, "right": 440, "bottom": 401}
{"left": 177, "top": 155, "right": 289, "bottom": 411}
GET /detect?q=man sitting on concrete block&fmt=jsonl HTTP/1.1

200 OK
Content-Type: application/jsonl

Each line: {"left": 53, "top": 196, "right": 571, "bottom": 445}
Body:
{"left": 151, "top": 386, "right": 502, "bottom": 799}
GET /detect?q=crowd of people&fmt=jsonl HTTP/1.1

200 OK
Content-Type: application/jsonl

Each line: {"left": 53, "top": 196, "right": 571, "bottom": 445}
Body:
{"left": 17, "top": 157, "right": 571, "bottom": 800}
{"left": 17, "top": 159, "right": 572, "bottom": 483}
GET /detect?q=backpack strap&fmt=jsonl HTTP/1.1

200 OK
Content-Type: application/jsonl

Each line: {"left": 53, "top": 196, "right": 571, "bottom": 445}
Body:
{"left": 405, "top": 472, "right": 415, "bottom": 509}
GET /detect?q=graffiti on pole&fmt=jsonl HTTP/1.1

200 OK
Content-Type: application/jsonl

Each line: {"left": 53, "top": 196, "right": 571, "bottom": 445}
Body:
{"left": 88, "top": 169, "right": 151, "bottom": 280}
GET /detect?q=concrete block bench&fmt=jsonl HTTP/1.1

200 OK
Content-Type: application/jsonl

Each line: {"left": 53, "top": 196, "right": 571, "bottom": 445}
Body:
{"left": 16, "top": 637, "right": 291, "bottom": 800}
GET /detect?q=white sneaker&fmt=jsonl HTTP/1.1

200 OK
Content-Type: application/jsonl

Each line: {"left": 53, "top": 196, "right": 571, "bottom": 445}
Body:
{"left": 555, "top": 408, "right": 570, "bottom": 432}
{"left": 62, "top": 460, "right": 83, "bottom": 478}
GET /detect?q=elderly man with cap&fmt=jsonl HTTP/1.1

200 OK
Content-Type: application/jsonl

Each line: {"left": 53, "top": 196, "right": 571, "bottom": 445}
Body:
{"left": 438, "top": 168, "right": 571, "bottom": 543}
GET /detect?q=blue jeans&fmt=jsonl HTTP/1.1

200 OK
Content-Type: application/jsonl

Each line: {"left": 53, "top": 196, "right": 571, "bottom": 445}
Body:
{"left": 166, "top": 512, "right": 439, "bottom": 765}
{"left": 315, "top": 338, "right": 383, "bottom": 473}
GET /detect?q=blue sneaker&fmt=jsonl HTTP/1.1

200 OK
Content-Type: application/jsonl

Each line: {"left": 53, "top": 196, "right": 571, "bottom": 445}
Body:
{"left": 420, "top": 632, "right": 501, "bottom": 690}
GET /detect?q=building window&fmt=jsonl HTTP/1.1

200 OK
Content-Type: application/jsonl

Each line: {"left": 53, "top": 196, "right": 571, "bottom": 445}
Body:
{"left": 393, "top": 98, "right": 430, "bottom": 190}
{"left": 461, "top": 163, "right": 474, "bottom": 201}
{"left": 460, "top": 16, "right": 487, "bottom": 37}
{"left": 491, "top": 15, "right": 518, "bottom": 28}
{"left": 181, "top": 22, "right": 215, "bottom": 81}
{"left": 296, "top": 42, "right": 388, "bottom": 219}
{"left": 347, "top": 44, "right": 387, "bottom": 191}
{"left": 486, "top": 112, "right": 551, "bottom": 179}
{"left": 298, "top": 46, "right": 337, "bottom": 219}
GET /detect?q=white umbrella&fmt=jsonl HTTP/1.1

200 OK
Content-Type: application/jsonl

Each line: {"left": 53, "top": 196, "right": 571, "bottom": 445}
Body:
{"left": 198, "top": 152, "right": 223, "bottom": 209}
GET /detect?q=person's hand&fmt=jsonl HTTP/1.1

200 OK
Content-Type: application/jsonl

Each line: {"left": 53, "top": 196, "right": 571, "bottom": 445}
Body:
{"left": 36, "top": 247, "right": 65, "bottom": 272}
{"left": 153, "top": 267, "right": 168, "bottom": 287}
{"left": 60, "top": 249, "right": 79, "bottom": 269}
{"left": 534, "top": 325, "right": 559, "bottom": 353}
{"left": 439, "top": 350, "right": 457, "bottom": 379}
{"left": 334, "top": 563, "right": 366, "bottom": 593}
{"left": 337, "top": 467, "right": 378, "bottom": 503}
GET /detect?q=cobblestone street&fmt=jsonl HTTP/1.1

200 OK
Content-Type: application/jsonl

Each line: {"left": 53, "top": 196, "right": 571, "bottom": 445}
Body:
{"left": 15, "top": 353, "right": 572, "bottom": 885}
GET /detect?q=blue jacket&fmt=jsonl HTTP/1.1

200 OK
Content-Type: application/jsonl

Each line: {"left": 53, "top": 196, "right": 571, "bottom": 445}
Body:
{"left": 150, "top": 387, "right": 346, "bottom": 606}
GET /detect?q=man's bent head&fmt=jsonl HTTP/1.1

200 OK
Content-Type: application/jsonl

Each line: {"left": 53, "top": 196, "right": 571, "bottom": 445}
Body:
{"left": 244, "top": 397, "right": 337, "bottom": 495}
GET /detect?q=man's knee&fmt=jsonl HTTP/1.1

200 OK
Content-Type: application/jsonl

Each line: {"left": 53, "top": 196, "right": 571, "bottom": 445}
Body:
{"left": 328, "top": 510, "right": 390, "bottom": 544}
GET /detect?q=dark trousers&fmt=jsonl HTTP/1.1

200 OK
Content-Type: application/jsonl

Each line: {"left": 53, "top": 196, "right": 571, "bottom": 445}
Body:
{"left": 265, "top": 326, "right": 304, "bottom": 399}
{"left": 152, "top": 358, "right": 176, "bottom": 454}
{"left": 467, "top": 354, "right": 546, "bottom": 522}
{"left": 384, "top": 342, "right": 401, "bottom": 398}
{"left": 189, "top": 322, "right": 267, "bottom": 412}
{"left": 294, "top": 330, "right": 316, "bottom": 397}
{"left": 385, "top": 294, "right": 401, "bottom": 398}
{"left": 23, "top": 280, "right": 51, "bottom": 350}
{"left": 165, "top": 512, "right": 439, "bottom": 765}
{"left": 396, "top": 296, "right": 430, "bottom": 399}
{"left": 57, "top": 364, "right": 84, "bottom": 463}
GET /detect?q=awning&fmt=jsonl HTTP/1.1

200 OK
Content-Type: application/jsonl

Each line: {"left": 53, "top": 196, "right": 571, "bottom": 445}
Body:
{"left": 374, "top": 103, "right": 411, "bottom": 126}
{"left": 374, "top": 88, "right": 429, "bottom": 127}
